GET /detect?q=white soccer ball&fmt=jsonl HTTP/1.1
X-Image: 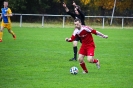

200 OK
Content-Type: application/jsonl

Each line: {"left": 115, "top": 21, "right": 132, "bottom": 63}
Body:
{"left": 70, "top": 66, "right": 78, "bottom": 75}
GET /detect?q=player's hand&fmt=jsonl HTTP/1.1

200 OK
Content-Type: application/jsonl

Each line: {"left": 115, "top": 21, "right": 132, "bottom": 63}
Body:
{"left": 4, "top": 14, "right": 7, "bottom": 16}
{"left": 63, "top": 2, "right": 66, "bottom": 8}
{"left": 103, "top": 35, "right": 108, "bottom": 39}
{"left": 72, "top": 1, "right": 76, "bottom": 7}
{"left": 65, "top": 38, "right": 69, "bottom": 42}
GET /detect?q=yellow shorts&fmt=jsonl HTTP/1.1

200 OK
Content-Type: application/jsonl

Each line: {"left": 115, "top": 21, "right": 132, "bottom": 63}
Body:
{"left": 1, "top": 22, "right": 11, "bottom": 30}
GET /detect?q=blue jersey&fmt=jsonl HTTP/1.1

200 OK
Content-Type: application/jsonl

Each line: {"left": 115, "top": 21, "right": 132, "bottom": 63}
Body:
{"left": 1, "top": 7, "right": 12, "bottom": 23}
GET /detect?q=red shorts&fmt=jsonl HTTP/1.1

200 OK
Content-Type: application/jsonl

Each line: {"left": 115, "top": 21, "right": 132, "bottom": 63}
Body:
{"left": 79, "top": 44, "right": 95, "bottom": 56}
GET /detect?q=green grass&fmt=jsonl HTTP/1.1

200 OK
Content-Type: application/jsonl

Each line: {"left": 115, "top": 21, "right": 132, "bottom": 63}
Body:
{"left": 11, "top": 22, "right": 133, "bottom": 29}
{"left": 0, "top": 26, "right": 133, "bottom": 88}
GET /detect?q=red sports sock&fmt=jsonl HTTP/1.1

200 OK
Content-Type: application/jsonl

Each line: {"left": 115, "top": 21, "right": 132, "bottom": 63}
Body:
{"left": 80, "top": 62, "right": 88, "bottom": 73}
{"left": 93, "top": 59, "right": 98, "bottom": 63}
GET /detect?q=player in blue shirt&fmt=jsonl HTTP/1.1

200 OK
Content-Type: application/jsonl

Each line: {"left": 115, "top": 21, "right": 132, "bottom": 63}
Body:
{"left": 0, "top": 0, "right": 16, "bottom": 42}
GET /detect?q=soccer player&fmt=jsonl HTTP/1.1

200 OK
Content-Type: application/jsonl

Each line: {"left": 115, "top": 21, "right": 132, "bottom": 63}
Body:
{"left": 63, "top": 1, "right": 85, "bottom": 61}
{"left": 65, "top": 19, "right": 108, "bottom": 73}
{"left": 0, "top": 0, "right": 16, "bottom": 42}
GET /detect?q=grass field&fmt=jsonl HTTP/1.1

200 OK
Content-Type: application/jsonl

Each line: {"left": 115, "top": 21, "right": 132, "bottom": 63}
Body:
{"left": 0, "top": 26, "right": 133, "bottom": 88}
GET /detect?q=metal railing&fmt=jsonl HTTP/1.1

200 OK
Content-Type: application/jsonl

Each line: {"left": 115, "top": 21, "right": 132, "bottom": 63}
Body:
{"left": 13, "top": 13, "right": 133, "bottom": 28}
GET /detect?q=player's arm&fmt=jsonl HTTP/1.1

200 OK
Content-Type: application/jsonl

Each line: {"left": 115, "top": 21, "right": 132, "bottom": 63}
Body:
{"left": 67, "top": 11, "right": 76, "bottom": 19}
{"left": 86, "top": 26, "right": 108, "bottom": 39}
{"left": 92, "top": 30, "right": 108, "bottom": 39}
{"left": 0, "top": 9, "right": 2, "bottom": 19}
{"left": 4, "top": 8, "right": 12, "bottom": 17}
{"left": 63, "top": 2, "right": 69, "bottom": 12}
{"left": 4, "top": 13, "right": 12, "bottom": 17}
{"left": 73, "top": 1, "right": 85, "bottom": 18}
{"left": 73, "top": 1, "right": 85, "bottom": 20}
{"left": 63, "top": 2, "right": 76, "bottom": 19}
{"left": 0, "top": 14, "right": 2, "bottom": 20}
{"left": 65, "top": 35, "right": 75, "bottom": 42}
{"left": 65, "top": 29, "right": 78, "bottom": 42}
{"left": 77, "top": 9, "right": 85, "bottom": 19}
{"left": 72, "top": 1, "right": 77, "bottom": 8}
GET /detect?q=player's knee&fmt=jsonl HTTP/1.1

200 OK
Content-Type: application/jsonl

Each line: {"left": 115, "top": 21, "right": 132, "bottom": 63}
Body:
{"left": 78, "top": 57, "right": 83, "bottom": 63}
{"left": 87, "top": 57, "right": 93, "bottom": 63}
{"left": 8, "top": 30, "right": 11, "bottom": 33}
{"left": 0, "top": 28, "right": 4, "bottom": 32}
{"left": 73, "top": 41, "right": 78, "bottom": 47}
{"left": 73, "top": 44, "right": 77, "bottom": 47}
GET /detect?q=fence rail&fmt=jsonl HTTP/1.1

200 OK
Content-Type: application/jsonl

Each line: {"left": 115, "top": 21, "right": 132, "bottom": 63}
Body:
{"left": 13, "top": 13, "right": 133, "bottom": 28}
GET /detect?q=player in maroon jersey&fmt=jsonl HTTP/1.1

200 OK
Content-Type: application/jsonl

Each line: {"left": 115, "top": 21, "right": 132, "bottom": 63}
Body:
{"left": 65, "top": 19, "right": 108, "bottom": 73}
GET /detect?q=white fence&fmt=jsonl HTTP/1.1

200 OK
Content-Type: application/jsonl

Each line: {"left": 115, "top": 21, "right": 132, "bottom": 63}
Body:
{"left": 13, "top": 13, "right": 133, "bottom": 28}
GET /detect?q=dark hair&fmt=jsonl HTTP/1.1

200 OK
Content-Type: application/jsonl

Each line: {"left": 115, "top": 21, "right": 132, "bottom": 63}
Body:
{"left": 74, "top": 18, "right": 81, "bottom": 23}
{"left": 4, "top": 0, "right": 8, "bottom": 2}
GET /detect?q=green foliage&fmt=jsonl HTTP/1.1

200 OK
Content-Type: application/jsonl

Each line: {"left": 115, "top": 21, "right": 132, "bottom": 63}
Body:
{"left": 8, "top": 0, "right": 50, "bottom": 13}
{"left": 8, "top": 0, "right": 27, "bottom": 13}
{"left": 0, "top": 0, "right": 4, "bottom": 8}
{"left": 91, "top": 0, "right": 133, "bottom": 16}
{"left": 0, "top": 27, "right": 133, "bottom": 88}
{"left": 1, "top": 0, "right": 133, "bottom": 17}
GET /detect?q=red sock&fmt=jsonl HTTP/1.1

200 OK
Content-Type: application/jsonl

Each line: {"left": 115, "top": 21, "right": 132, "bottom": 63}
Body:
{"left": 80, "top": 62, "right": 88, "bottom": 73}
{"left": 93, "top": 59, "right": 98, "bottom": 63}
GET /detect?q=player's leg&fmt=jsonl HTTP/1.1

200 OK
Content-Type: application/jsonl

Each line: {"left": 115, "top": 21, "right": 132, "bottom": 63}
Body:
{"left": 8, "top": 29, "right": 16, "bottom": 39}
{"left": 86, "top": 46, "right": 100, "bottom": 69}
{"left": 87, "top": 56, "right": 100, "bottom": 69}
{"left": 69, "top": 36, "right": 81, "bottom": 61}
{"left": 78, "top": 46, "right": 88, "bottom": 73}
{"left": 69, "top": 40, "right": 78, "bottom": 61}
{"left": 0, "top": 23, "right": 5, "bottom": 42}
{"left": 78, "top": 54, "right": 88, "bottom": 73}
{"left": 7, "top": 23, "right": 16, "bottom": 39}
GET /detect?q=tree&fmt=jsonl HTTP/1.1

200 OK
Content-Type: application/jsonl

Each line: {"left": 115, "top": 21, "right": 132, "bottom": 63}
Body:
{"left": 80, "top": 0, "right": 91, "bottom": 5}
{"left": 94, "top": 0, "right": 133, "bottom": 16}
{"left": 8, "top": 0, "right": 27, "bottom": 13}
{"left": 0, "top": 0, "right": 5, "bottom": 8}
{"left": 7, "top": 0, "right": 50, "bottom": 14}
{"left": 1, "top": 0, "right": 132, "bottom": 16}
{"left": 116, "top": 0, "right": 133, "bottom": 14}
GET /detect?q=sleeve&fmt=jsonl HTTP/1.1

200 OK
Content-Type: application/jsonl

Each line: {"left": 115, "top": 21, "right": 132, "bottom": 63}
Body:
{"left": 67, "top": 11, "right": 76, "bottom": 19}
{"left": 85, "top": 26, "right": 105, "bottom": 37}
{"left": 77, "top": 9, "right": 85, "bottom": 19}
{"left": 85, "top": 26, "right": 97, "bottom": 35}
{"left": 67, "top": 29, "right": 78, "bottom": 42}
{"left": 8, "top": 8, "right": 12, "bottom": 14}
{"left": 68, "top": 35, "right": 76, "bottom": 42}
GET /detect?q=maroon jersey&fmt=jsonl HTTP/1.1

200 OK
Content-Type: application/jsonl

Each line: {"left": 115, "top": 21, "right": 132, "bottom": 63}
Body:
{"left": 68, "top": 25, "right": 97, "bottom": 46}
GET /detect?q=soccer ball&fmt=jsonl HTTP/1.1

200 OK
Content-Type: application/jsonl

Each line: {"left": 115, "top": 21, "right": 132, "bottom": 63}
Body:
{"left": 70, "top": 66, "right": 78, "bottom": 75}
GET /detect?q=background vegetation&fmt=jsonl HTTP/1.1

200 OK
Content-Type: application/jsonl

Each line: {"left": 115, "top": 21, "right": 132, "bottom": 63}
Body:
{"left": 0, "top": 0, "right": 133, "bottom": 26}
{"left": 0, "top": 0, "right": 133, "bottom": 16}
